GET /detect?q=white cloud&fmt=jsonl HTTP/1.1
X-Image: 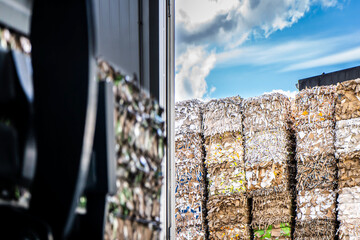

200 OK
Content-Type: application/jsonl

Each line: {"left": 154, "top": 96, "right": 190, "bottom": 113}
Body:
{"left": 175, "top": 46, "right": 216, "bottom": 101}
{"left": 175, "top": 0, "right": 344, "bottom": 100}
{"left": 176, "top": 0, "right": 343, "bottom": 49}
{"left": 282, "top": 46, "right": 360, "bottom": 71}
{"left": 217, "top": 32, "right": 360, "bottom": 68}
{"left": 263, "top": 89, "right": 298, "bottom": 98}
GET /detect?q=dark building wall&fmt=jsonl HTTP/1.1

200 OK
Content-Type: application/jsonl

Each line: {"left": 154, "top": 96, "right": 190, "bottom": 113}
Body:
{"left": 93, "top": 0, "right": 159, "bottom": 100}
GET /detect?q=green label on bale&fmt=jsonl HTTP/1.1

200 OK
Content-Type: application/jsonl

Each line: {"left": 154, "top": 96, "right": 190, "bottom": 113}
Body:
{"left": 254, "top": 223, "right": 291, "bottom": 239}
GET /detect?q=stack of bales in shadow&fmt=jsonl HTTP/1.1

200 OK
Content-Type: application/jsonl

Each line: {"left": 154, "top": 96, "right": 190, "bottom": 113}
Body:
{"left": 203, "top": 97, "right": 251, "bottom": 239}
{"left": 335, "top": 79, "right": 360, "bottom": 239}
{"left": 175, "top": 100, "right": 206, "bottom": 239}
{"left": 293, "top": 86, "right": 337, "bottom": 239}
{"left": 243, "top": 93, "right": 295, "bottom": 239}
{"left": 103, "top": 62, "right": 165, "bottom": 240}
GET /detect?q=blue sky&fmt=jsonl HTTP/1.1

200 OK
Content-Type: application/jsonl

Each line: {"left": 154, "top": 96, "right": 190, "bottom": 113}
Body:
{"left": 175, "top": 0, "right": 360, "bottom": 101}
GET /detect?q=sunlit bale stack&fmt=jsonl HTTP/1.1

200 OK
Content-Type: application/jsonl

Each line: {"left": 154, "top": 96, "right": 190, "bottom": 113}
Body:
{"left": 335, "top": 79, "right": 360, "bottom": 239}
{"left": 100, "top": 62, "right": 165, "bottom": 240}
{"left": 175, "top": 100, "right": 206, "bottom": 239}
{"left": 203, "top": 97, "right": 251, "bottom": 239}
{"left": 292, "top": 86, "right": 337, "bottom": 239}
{"left": 243, "top": 93, "right": 295, "bottom": 239}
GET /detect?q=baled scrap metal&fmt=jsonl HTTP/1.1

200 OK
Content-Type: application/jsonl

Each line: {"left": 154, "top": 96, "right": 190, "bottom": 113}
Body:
{"left": 335, "top": 117, "right": 360, "bottom": 159}
{"left": 209, "top": 224, "right": 251, "bottom": 240}
{"left": 242, "top": 93, "right": 292, "bottom": 134}
{"left": 293, "top": 86, "right": 335, "bottom": 128}
{"left": 175, "top": 99, "right": 203, "bottom": 135}
{"left": 294, "top": 219, "right": 336, "bottom": 240}
{"left": 207, "top": 195, "right": 249, "bottom": 230}
{"left": 202, "top": 96, "right": 242, "bottom": 137}
{"left": 338, "top": 153, "right": 360, "bottom": 188}
{"left": 176, "top": 225, "right": 206, "bottom": 240}
{"left": 251, "top": 192, "right": 293, "bottom": 230}
{"left": 335, "top": 78, "right": 360, "bottom": 121}
{"left": 337, "top": 186, "right": 360, "bottom": 239}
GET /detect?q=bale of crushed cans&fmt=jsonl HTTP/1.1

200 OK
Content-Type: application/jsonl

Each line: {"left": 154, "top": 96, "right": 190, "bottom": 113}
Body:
{"left": 243, "top": 93, "right": 295, "bottom": 239}
{"left": 175, "top": 100, "right": 207, "bottom": 239}
{"left": 292, "top": 86, "right": 338, "bottom": 239}
{"left": 335, "top": 79, "right": 360, "bottom": 239}
{"left": 99, "top": 62, "right": 165, "bottom": 240}
{"left": 203, "top": 97, "right": 251, "bottom": 240}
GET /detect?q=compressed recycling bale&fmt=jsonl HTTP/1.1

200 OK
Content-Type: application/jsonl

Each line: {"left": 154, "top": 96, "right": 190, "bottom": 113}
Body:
{"left": 207, "top": 195, "right": 249, "bottom": 230}
{"left": 176, "top": 225, "right": 205, "bottom": 240}
{"left": 335, "top": 78, "right": 360, "bottom": 121}
{"left": 110, "top": 179, "right": 161, "bottom": 221}
{"left": 175, "top": 194, "right": 205, "bottom": 228}
{"left": 202, "top": 96, "right": 242, "bottom": 137}
{"left": 205, "top": 132, "right": 246, "bottom": 196}
{"left": 337, "top": 186, "right": 360, "bottom": 239}
{"left": 251, "top": 192, "right": 293, "bottom": 229}
{"left": 295, "top": 120, "right": 335, "bottom": 159}
{"left": 253, "top": 223, "right": 291, "bottom": 240}
{"left": 296, "top": 189, "right": 336, "bottom": 221}
{"left": 293, "top": 86, "right": 335, "bottom": 128}
{"left": 100, "top": 61, "right": 165, "bottom": 240}
{"left": 175, "top": 133, "right": 205, "bottom": 203}
{"left": 294, "top": 219, "right": 336, "bottom": 240}
{"left": 176, "top": 162, "right": 205, "bottom": 197}
{"left": 245, "top": 129, "right": 293, "bottom": 167}
{"left": 335, "top": 118, "right": 360, "bottom": 159}
{"left": 175, "top": 99, "right": 203, "bottom": 136}
{"left": 338, "top": 153, "right": 360, "bottom": 188}
{"left": 245, "top": 130, "right": 295, "bottom": 196}
{"left": 204, "top": 132, "right": 244, "bottom": 166}
{"left": 209, "top": 224, "right": 251, "bottom": 240}
{"left": 296, "top": 155, "right": 337, "bottom": 190}
{"left": 104, "top": 218, "right": 160, "bottom": 240}
{"left": 245, "top": 162, "right": 293, "bottom": 196}
{"left": 295, "top": 189, "right": 336, "bottom": 239}
{"left": 242, "top": 93, "right": 292, "bottom": 134}
{"left": 207, "top": 162, "right": 246, "bottom": 196}
{"left": 175, "top": 133, "right": 203, "bottom": 164}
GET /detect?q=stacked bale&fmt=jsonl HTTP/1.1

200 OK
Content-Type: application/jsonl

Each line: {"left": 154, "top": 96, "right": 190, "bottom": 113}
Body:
{"left": 243, "top": 93, "right": 295, "bottom": 239}
{"left": 101, "top": 62, "right": 165, "bottom": 240}
{"left": 335, "top": 79, "right": 360, "bottom": 239}
{"left": 293, "top": 86, "right": 337, "bottom": 239}
{"left": 203, "top": 96, "right": 251, "bottom": 239}
{"left": 175, "top": 100, "right": 206, "bottom": 239}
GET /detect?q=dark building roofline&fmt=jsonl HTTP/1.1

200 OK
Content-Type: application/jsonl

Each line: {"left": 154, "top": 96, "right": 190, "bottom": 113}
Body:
{"left": 298, "top": 65, "right": 360, "bottom": 90}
